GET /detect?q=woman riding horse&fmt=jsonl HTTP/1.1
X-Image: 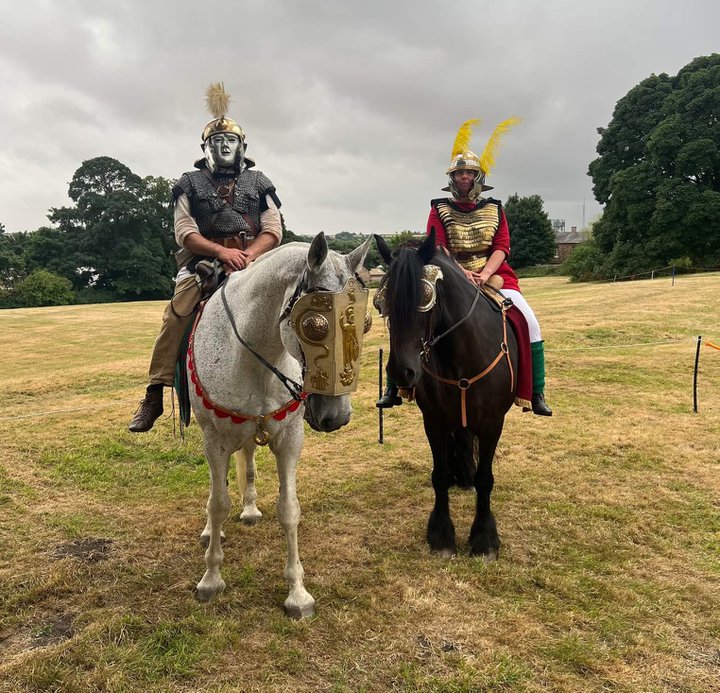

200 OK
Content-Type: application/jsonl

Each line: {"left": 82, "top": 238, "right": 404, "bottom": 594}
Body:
{"left": 377, "top": 118, "right": 552, "bottom": 417}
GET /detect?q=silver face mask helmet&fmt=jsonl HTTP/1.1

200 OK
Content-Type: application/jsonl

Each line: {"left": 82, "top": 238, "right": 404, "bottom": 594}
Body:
{"left": 196, "top": 82, "right": 255, "bottom": 173}
{"left": 203, "top": 131, "right": 244, "bottom": 173}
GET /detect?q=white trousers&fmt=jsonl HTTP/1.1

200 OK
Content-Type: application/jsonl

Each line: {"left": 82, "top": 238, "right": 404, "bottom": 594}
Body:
{"left": 500, "top": 289, "right": 542, "bottom": 343}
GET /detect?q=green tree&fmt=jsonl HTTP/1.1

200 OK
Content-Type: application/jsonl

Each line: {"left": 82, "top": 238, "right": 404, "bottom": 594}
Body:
{"left": 563, "top": 240, "right": 605, "bottom": 282}
{"left": 588, "top": 54, "right": 720, "bottom": 277}
{"left": 504, "top": 194, "right": 555, "bottom": 268}
{"left": 11, "top": 269, "right": 74, "bottom": 307}
{"left": 388, "top": 230, "right": 416, "bottom": 250}
{"left": 48, "top": 157, "right": 175, "bottom": 299}
{"left": 0, "top": 226, "right": 30, "bottom": 291}
{"left": 327, "top": 232, "right": 379, "bottom": 269}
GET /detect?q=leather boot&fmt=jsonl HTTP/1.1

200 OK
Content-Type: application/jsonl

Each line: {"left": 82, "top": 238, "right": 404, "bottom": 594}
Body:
{"left": 376, "top": 385, "right": 402, "bottom": 408}
{"left": 531, "top": 392, "right": 553, "bottom": 416}
{"left": 128, "top": 386, "right": 164, "bottom": 432}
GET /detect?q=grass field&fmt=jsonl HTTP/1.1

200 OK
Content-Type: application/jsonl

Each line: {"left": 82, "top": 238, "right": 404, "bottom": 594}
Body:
{"left": 1, "top": 273, "right": 719, "bottom": 692}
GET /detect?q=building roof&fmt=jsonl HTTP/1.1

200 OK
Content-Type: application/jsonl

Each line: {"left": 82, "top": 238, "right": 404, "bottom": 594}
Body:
{"left": 555, "top": 230, "right": 586, "bottom": 244}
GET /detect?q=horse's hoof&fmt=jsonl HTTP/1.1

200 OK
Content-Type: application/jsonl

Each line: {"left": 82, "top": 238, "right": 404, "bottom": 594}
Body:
{"left": 434, "top": 548, "right": 456, "bottom": 559}
{"left": 195, "top": 578, "right": 226, "bottom": 602}
{"left": 470, "top": 547, "right": 499, "bottom": 563}
{"left": 240, "top": 507, "right": 263, "bottom": 525}
{"left": 284, "top": 594, "right": 316, "bottom": 620}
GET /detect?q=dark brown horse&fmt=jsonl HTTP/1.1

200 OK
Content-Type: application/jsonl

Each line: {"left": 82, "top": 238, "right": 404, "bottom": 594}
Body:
{"left": 376, "top": 231, "right": 518, "bottom": 559}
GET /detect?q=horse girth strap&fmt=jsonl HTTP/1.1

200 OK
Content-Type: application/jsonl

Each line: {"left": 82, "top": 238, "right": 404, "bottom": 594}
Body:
{"left": 421, "top": 308, "right": 514, "bottom": 428}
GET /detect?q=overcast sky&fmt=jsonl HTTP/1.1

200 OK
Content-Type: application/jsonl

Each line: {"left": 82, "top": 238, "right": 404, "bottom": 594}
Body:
{"left": 1, "top": 0, "right": 718, "bottom": 238}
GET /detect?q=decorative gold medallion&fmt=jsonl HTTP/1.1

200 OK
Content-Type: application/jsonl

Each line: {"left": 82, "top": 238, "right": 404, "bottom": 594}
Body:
{"left": 300, "top": 313, "right": 329, "bottom": 342}
{"left": 418, "top": 265, "right": 444, "bottom": 312}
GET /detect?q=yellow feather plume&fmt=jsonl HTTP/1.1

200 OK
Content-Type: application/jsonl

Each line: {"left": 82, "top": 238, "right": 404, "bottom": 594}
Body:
{"left": 205, "top": 82, "right": 231, "bottom": 119}
{"left": 479, "top": 116, "right": 522, "bottom": 174}
{"left": 450, "top": 119, "right": 481, "bottom": 158}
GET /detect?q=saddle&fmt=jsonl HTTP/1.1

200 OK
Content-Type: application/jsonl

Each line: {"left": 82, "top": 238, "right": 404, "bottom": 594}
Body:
{"left": 480, "top": 274, "right": 511, "bottom": 309}
{"left": 174, "top": 263, "right": 226, "bottom": 430}
{"left": 195, "top": 259, "right": 225, "bottom": 300}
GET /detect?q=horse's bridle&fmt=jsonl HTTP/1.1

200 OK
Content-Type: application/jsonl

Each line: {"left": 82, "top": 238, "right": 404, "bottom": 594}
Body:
{"left": 418, "top": 275, "right": 515, "bottom": 427}
{"left": 221, "top": 281, "right": 305, "bottom": 402}
{"left": 420, "top": 284, "right": 483, "bottom": 361}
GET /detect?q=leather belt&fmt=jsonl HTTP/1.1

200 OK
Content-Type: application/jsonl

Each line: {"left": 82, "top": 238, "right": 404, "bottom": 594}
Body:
{"left": 207, "top": 234, "right": 256, "bottom": 251}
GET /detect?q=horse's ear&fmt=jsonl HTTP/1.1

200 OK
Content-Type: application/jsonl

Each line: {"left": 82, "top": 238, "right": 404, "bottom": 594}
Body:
{"left": 307, "top": 232, "right": 329, "bottom": 271}
{"left": 344, "top": 235, "right": 372, "bottom": 274}
{"left": 418, "top": 228, "right": 436, "bottom": 264}
{"left": 374, "top": 234, "right": 393, "bottom": 265}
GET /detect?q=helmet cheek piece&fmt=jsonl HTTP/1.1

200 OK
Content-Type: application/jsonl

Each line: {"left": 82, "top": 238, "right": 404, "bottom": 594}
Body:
{"left": 469, "top": 171, "right": 487, "bottom": 201}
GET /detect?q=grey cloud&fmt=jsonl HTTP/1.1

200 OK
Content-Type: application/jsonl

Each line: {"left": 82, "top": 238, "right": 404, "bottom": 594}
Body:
{"left": 1, "top": 0, "right": 719, "bottom": 235}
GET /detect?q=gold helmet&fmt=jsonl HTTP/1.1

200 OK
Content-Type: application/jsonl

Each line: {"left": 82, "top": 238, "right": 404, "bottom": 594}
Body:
{"left": 196, "top": 83, "right": 255, "bottom": 170}
{"left": 201, "top": 117, "right": 246, "bottom": 143}
{"left": 201, "top": 82, "right": 245, "bottom": 142}
{"left": 443, "top": 117, "right": 522, "bottom": 199}
{"left": 446, "top": 150, "right": 482, "bottom": 175}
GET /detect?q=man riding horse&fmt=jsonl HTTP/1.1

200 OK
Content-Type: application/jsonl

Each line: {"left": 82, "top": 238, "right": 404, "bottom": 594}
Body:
{"left": 129, "top": 83, "right": 283, "bottom": 433}
{"left": 377, "top": 118, "right": 553, "bottom": 416}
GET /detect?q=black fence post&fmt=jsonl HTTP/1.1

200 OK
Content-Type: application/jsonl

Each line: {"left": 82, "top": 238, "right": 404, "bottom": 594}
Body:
{"left": 378, "top": 348, "right": 384, "bottom": 443}
{"left": 693, "top": 335, "right": 702, "bottom": 413}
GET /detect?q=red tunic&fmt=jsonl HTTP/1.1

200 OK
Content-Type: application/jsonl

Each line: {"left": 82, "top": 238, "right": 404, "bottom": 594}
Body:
{"left": 426, "top": 200, "right": 521, "bottom": 292}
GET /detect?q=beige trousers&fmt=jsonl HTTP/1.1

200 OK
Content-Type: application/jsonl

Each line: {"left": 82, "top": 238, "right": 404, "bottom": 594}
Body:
{"left": 148, "top": 275, "right": 202, "bottom": 386}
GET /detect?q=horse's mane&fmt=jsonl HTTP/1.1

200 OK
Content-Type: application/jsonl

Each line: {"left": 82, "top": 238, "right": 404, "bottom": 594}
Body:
{"left": 386, "top": 244, "right": 475, "bottom": 338}
{"left": 386, "top": 244, "right": 427, "bottom": 338}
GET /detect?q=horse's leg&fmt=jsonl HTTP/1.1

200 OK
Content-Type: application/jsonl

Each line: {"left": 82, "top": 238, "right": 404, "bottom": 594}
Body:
{"left": 468, "top": 419, "right": 503, "bottom": 561}
{"left": 238, "top": 444, "right": 263, "bottom": 525}
{"left": 196, "top": 434, "right": 232, "bottom": 601}
{"left": 199, "top": 445, "right": 260, "bottom": 545}
{"left": 270, "top": 425, "right": 315, "bottom": 619}
{"left": 424, "top": 421, "right": 456, "bottom": 558}
{"left": 199, "top": 456, "right": 228, "bottom": 547}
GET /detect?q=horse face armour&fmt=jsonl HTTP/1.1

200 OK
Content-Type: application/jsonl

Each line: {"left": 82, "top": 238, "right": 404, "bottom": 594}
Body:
{"left": 290, "top": 277, "right": 371, "bottom": 395}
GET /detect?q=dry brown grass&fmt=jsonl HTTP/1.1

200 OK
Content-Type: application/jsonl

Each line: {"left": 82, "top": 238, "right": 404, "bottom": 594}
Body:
{"left": 1, "top": 273, "right": 719, "bottom": 692}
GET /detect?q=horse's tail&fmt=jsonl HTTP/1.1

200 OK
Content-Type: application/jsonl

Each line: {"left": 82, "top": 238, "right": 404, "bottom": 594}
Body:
{"left": 235, "top": 450, "right": 247, "bottom": 503}
{"left": 447, "top": 429, "right": 477, "bottom": 489}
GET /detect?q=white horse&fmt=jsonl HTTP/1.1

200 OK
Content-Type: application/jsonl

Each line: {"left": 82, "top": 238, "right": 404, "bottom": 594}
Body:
{"left": 189, "top": 233, "right": 371, "bottom": 618}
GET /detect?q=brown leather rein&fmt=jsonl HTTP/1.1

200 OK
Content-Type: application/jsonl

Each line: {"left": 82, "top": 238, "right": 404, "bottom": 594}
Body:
{"left": 420, "top": 287, "right": 514, "bottom": 428}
